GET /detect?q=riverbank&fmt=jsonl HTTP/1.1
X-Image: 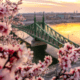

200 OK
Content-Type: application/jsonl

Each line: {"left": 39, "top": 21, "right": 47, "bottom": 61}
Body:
{"left": 20, "top": 34, "right": 58, "bottom": 59}
{"left": 15, "top": 30, "right": 59, "bottom": 59}
{"left": 24, "top": 19, "right": 80, "bottom": 26}
{"left": 25, "top": 35, "right": 58, "bottom": 59}
{"left": 48, "top": 21, "right": 80, "bottom": 26}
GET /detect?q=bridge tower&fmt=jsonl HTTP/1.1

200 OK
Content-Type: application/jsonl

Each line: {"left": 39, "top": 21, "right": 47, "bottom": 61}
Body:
{"left": 31, "top": 12, "right": 47, "bottom": 47}
{"left": 34, "top": 12, "right": 38, "bottom": 41}
{"left": 34, "top": 12, "right": 36, "bottom": 35}
{"left": 42, "top": 12, "right": 45, "bottom": 29}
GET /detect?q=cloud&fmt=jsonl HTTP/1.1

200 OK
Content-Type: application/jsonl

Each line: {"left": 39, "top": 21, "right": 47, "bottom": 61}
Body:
{"left": 22, "top": 0, "right": 65, "bottom": 7}
{"left": 19, "top": 0, "right": 80, "bottom": 13}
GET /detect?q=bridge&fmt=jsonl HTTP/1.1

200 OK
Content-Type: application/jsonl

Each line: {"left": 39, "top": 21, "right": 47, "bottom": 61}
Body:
{"left": 12, "top": 13, "right": 80, "bottom": 49}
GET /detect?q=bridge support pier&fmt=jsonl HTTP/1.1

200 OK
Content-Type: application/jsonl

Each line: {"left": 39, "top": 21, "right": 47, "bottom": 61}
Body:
{"left": 31, "top": 38, "right": 47, "bottom": 48}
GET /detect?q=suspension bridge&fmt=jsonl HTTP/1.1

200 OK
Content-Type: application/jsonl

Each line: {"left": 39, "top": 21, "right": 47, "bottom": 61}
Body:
{"left": 12, "top": 13, "right": 80, "bottom": 49}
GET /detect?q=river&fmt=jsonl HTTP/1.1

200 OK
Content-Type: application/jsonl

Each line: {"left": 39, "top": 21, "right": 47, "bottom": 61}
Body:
{"left": 15, "top": 22, "right": 80, "bottom": 65}
{"left": 49, "top": 22, "right": 80, "bottom": 45}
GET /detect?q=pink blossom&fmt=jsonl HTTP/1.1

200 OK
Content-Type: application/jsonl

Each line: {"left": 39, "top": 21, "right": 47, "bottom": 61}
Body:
{"left": 0, "top": 4, "right": 7, "bottom": 18}
{"left": 36, "top": 76, "right": 44, "bottom": 80}
{"left": 0, "top": 22, "right": 12, "bottom": 36}
{"left": 51, "top": 77, "right": 56, "bottom": 80}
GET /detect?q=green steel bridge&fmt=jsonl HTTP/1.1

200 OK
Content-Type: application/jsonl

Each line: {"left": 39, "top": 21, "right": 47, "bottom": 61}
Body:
{"left": 12, "top": 13, "right": 80, "bottom": 49}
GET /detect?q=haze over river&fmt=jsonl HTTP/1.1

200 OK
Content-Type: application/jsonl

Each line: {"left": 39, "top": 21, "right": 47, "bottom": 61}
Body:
{"left": 15, "top": 22, "right": 80, "bottom": 65}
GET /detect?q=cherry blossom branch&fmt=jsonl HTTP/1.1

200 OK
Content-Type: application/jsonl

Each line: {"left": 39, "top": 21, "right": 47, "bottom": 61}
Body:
{"left": 52, "top": 43, "right": 80, "bottom": 80}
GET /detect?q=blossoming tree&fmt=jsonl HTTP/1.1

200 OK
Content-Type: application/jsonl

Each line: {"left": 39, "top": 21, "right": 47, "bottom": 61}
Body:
{"left": 52, "top": 43, "right": 80, "bottom": 80}
{"left": 0, "top": 0, "right": 52, "bottom": 80}
{"left": 1, "top": 0, "right": 80, "bottom": 80}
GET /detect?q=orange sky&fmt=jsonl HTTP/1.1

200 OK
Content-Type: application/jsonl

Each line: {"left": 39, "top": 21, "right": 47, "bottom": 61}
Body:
{"left": 11, "top": 0, "right": 80, "bottom": 13}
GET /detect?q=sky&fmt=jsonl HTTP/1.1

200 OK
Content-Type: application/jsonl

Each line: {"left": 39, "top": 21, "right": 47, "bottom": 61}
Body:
{"left": 11, "top": 0, "right": 80, "bottom": 13}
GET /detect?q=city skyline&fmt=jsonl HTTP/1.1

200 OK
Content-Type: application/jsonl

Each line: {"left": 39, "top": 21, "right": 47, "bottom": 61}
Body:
{"left": 11, "top": 0, "right": 80, "bottom": 13}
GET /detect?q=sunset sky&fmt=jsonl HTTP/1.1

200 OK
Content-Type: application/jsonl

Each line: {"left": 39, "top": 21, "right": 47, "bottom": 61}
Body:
{"left": 12, "top": 0, "right": 80, "bottom": 13}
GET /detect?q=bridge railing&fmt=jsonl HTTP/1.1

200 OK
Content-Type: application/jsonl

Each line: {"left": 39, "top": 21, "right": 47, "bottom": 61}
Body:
{"left": 12, "top": 23, "right": 63, "bottom": 49}
{"left": 12, "top": 22, "right": 80, "bottom": 48}
{"left": 36, "top": 23, "right": 64, "bottom": 49}
{"left": 36, "top": 22, "right": 43, "bottom": 28}
{"left": 12, "top": 23, "right": 35, "bottom": 35}
{"left": 44, "top": 23, "right": 80, "bottom": 48}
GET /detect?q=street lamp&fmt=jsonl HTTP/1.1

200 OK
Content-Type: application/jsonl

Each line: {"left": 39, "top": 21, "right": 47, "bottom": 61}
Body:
{"left": 68, "top": 34, "right": 69, "bottom": 39}
{"left": 68, "top": 34, "right": 73, "bottom": 40}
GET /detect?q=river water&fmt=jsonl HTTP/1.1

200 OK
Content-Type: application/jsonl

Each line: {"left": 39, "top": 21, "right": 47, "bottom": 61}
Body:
{"left": 49, "top": 23, "right": 80, "bottom": 45}
{"left": 15, "top": 22, "right": 80, "bottom": 65}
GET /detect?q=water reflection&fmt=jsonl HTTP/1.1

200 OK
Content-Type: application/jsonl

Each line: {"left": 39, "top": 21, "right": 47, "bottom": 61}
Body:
{"left": 32, "top": 45, "right": 46, "bottom": 63}
{"left": 31, "top": 45, "right": 58, "bottom": 65}
{"left": 49, "top": 22, "right": 80, "bottom": 45}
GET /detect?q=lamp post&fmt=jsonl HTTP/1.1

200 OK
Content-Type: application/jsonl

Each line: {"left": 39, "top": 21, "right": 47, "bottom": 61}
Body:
{"left": 68, "top": 34, "right": 69, "bottom": 39}
{"left": 68, "top": 34, "right": 73, "bottom": 39}
{"left": 72, "top": 33, "right": 73, "bottom": 39}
